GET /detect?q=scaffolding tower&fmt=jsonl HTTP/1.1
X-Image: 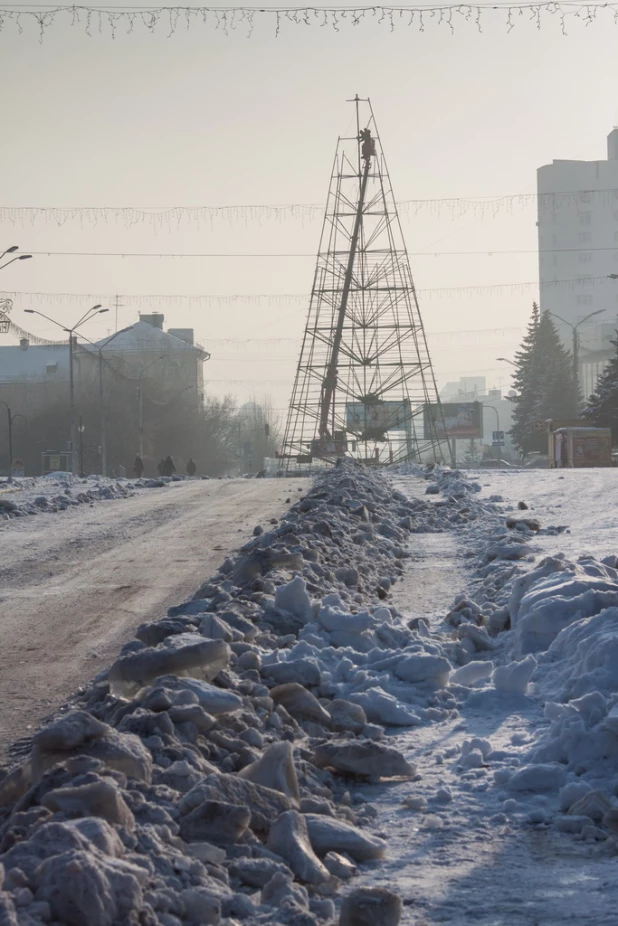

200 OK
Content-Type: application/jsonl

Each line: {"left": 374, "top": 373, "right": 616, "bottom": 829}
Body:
{"left": 279, "top": 97, "right": 452, "bottom": 470}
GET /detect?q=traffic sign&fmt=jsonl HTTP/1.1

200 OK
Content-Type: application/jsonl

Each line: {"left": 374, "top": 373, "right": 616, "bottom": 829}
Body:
{"left": 492, "top": 430, "right": 504, "bottom": 442}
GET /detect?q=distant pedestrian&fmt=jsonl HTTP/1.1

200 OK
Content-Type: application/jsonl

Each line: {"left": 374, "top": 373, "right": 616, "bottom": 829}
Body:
{"left": 133, "top": 455, "right": 144, "bottom": 479}
{"left": 186, "top": 457, "right": 196, "bottom": 477}
{"left": 157, "top": 459, "right": 165, "bottom": 476}
{"left": 163, "top": 455, "right": 176, "bottom": 477}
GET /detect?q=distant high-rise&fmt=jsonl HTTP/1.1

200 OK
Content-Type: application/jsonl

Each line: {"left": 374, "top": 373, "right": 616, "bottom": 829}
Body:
{"left": 537, "top": 132, "right": 618, "bottom": 398}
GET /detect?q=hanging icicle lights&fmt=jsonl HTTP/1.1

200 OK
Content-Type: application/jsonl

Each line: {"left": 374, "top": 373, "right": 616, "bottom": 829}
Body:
{"left": 0, "top": 1, "right": 616, "bottom": 38}
{"left": 2, "top": 275, "right": 616, "bottom": 309}
{"left": 4, "top": 189, "right": 618, "bottom": 227}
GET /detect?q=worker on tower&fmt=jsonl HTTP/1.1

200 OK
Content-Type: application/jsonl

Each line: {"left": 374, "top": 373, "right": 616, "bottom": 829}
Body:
{"left": 360, "top": 128, "right": 376, "bottom": 161}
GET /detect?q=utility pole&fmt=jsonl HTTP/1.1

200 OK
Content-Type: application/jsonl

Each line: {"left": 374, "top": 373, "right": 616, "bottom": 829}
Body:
{"left": 25, "top": 305, "right": 109, "bottom": 476}
{"left": 68, "top": 333, "right": 76, "bottom": 474}
{"left": 0, "top": 402, "right": 13, "bottom": 483}
{"left": 114, "top": 294, "right": 124, "bottom": 333}
{"left": 550, "top": 309, "right": 605, "bottom": 412}
{"left": 77, "top": 326, "right": 132, "bottom": 477}
{"left": 138, "top": 384, "right": 143, "bottom": 458}
{"left": 482, "top": 404, "right": 501, "bottom": 462}
{"left": 78, "top": 414, "right": 85, "bottom": 476}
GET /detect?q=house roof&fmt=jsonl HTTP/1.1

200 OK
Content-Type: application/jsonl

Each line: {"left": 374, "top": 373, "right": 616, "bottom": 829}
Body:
{"left": 91, "top": 322, "right": 209, "bottom": 359}
{"left": 0, "top": 344, "right": 70, "bottom": 383}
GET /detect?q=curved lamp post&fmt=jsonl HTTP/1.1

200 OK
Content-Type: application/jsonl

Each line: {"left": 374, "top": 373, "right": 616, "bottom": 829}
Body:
{"left": 549, "top": 309, "right": 605, "bottom": 410}
{"left": 0, "top": 403, "right": 26, "bottom": 483}
{"left": 24, "top": 306, "right": 109, "bottom": 474}
{"left": 0, "top": 245, "right": 32, "bottom": 271}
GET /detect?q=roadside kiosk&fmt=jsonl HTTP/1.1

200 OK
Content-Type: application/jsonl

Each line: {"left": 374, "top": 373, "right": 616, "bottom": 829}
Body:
{"left": 41, "top": 451, "right": 72, "bottom": 475}
{"left": 547, "top": 421, "right": 612, "bottom": 468}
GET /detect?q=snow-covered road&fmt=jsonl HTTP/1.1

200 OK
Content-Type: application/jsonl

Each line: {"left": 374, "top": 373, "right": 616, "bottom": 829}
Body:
{"left": 0, "top": 477, "right": 302, "bottom": 759}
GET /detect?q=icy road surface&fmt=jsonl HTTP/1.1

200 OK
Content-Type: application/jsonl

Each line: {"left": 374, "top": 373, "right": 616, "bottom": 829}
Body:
{"left": 0, "top": 477, "right": 301, "bottom": 759}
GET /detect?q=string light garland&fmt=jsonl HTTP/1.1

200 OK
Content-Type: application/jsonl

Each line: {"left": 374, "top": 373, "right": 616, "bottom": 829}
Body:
{"left": 0, "top": 300, "right": 68, "bottom": 346}
{"left": 1, "top": 274, "right": 614, "bottom": 312}
{"left": 4, "top": 189, "right": 618, "bottom": 227}
{"left": 0, "top": 1, "right": 615, "bottom": 39}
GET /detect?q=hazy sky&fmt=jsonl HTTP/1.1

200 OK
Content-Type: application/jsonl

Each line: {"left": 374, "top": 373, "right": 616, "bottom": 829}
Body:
{"left": 2, "top": 2, "right": 618, "bottom": 419}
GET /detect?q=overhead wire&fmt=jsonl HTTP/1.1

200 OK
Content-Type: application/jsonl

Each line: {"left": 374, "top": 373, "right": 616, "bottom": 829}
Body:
{"left": 19, "top": 247, "right": 618, "bottom": 257}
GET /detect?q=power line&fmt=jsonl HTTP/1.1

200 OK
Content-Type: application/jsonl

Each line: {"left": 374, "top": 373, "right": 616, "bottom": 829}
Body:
{"left": 2, "top": 274, "right": 617, "bottom": 306}
{"left": 20, "top": 247, "right": 618, "bottom": 258}
{"left": 206, "top": 365, "right": 515, "bottom": 385}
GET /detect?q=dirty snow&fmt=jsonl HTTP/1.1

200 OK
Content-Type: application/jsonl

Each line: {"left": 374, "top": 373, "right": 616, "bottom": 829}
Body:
{"left": 0, "top": 464, "right": 617, "bottom": 924}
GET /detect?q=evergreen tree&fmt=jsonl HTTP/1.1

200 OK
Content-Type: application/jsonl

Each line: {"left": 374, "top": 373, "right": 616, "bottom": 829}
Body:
{"left": 584, "top": 332, "right": 618, "bottom": 441}
{"left": 463, "top": 438, "right": 481, "bottom": 466}
{"left": 509, "top": 304, "right": 578, "bottom": 454}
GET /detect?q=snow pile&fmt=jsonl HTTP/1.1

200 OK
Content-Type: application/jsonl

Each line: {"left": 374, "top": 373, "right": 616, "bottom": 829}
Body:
{"left": 0, "top": 462, "right": 481, "bottom": 926}
{"left": 436, "top": 469, "right": 618, "bottom": 843}
{"left": 0, "top": 473, "right": 146, "bottom": 520}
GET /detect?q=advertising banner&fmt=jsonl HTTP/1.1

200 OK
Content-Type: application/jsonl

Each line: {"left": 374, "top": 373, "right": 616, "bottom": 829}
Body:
{"left": 424, "top": 401, "right": 483, "bottom": 439}
{"left": 346, "top": 401, "right": 408, "bottom": 434}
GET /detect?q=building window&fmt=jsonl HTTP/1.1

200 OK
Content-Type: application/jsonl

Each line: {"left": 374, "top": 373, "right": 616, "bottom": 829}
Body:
{"left": 578, "top": 252, "right": 593, "bottom": 263}
{"left": 578, "top": 231, "right": 592, "bottom": 244}
{"left": 45, "top": 364, "right": 57, "bottom": 374}
{"left": 552, "top": 254, "right": 559, "bottom": 266}
{"left": 577, "top": 294, "right": 593, "bottom": 306}
{"left": 579, "top": 213, "right": 592, "bottom": 225}
{"left": 552, "top": 234, "right": 558, "bottom": 246}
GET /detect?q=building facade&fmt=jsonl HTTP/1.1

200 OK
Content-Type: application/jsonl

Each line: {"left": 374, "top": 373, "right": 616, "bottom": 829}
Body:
{"left": 0, "top": 315, "right": 209, "bottom": 405}
{"left": 537, "top": 130, "right": 618, "bottom": 399}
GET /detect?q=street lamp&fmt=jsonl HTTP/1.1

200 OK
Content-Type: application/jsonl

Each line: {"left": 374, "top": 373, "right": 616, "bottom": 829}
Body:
{"left": 77, "top": 326, "right": 132, "bottom": 476}
{"left": 78, "top": 416, "right": 86, "bottom": 477}
{"left": 496, "top": 357, "right": 516, "bottom": 367}
{"left": 0, "top": 403, "right": 26, "bottom": 483}
{"left": 24, "top": 306, "right": 109, "bottom": 474}
{"left": 0, "top": 246, "right": 32, "bottom": 271}
{"left": 549, "top": 309, "right": 605, "bottom": 409}
{"left": 137, "top": 356, "right": 165, "bottom": 458}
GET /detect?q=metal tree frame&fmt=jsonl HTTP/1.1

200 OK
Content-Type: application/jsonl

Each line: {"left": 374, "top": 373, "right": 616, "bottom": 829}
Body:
{"left": 280, "top": 97, "right": 452, "bottom": 470}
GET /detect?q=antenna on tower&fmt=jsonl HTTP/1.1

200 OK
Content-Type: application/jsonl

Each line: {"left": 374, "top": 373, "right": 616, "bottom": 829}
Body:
{"left": 114, "top": 293, "right": 124, "bottom": 332}
{"left": 279, "top": 97, "right": 453, "bottom": 470}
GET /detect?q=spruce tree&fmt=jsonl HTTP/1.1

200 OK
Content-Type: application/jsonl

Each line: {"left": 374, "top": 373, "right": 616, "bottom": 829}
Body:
{"left": 584, "top": 333, "right": 618, "bottom": 441}
{"left": 463, "top": 438, "right": 481, "bottom": 466}
{"left": 510, "top": 303, "right": 542, "bottom": 453}
{"left": 509, "top": 304, "right": 578, "bottom": 454}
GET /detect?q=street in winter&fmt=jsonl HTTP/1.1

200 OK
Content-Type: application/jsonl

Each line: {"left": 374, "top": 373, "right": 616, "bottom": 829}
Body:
{"left": 4, "top": 4, "right": 618, "bottom": 926}
{"left": 2, "top": 463, "right": 618, "bottom": 926}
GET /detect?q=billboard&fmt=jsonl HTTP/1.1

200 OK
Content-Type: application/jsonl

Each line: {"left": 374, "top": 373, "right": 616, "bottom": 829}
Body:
{"left": 346, "top": 401, "right": 409, "bottom": 436}
{"left": 310, "top": 436, "right": 348, "bottom": 457}
{"left": 424, "top": 401, "right": 483, "bottom": 439}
